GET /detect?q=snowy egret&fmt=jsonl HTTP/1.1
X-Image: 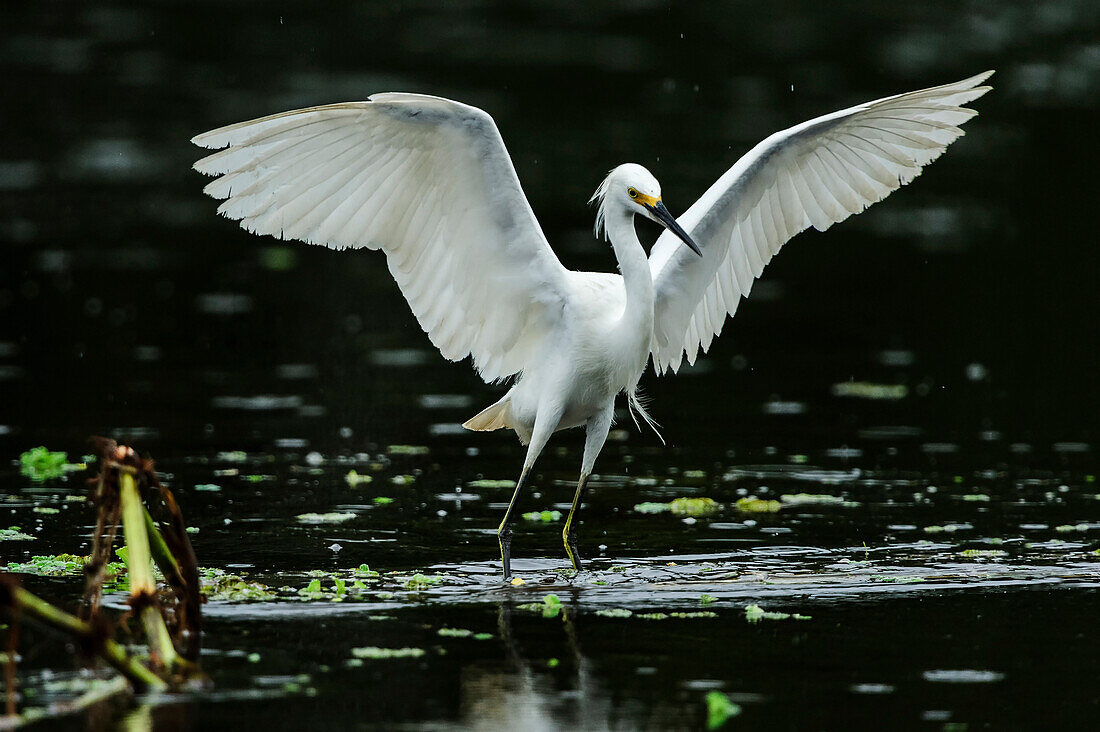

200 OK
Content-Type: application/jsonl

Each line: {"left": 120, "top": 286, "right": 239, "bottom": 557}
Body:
{"left": 192, "top": 71, "right": 992, "bottom": 578}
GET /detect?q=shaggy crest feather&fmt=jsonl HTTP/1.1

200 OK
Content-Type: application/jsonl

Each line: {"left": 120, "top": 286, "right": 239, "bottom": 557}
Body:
{"left": 588, "top": 169, "right": 617, "bottom": 241}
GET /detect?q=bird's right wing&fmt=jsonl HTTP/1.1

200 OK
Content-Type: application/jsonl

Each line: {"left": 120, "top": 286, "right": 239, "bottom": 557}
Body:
{"left": 649, "top": 71, "right": 993, "bottom": 374}
{"left": 192, "top": 93, "right": 569, "bottom": 382}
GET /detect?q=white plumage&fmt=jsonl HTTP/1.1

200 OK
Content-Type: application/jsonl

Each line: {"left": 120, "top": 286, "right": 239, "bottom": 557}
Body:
{"left": 193, "top": 71, "right": 992, "bottom": 577}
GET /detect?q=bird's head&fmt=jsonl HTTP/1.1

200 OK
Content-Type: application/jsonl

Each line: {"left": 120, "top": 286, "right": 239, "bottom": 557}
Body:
{"left": 590, "top": 163, "right": 701, "bottom": 256}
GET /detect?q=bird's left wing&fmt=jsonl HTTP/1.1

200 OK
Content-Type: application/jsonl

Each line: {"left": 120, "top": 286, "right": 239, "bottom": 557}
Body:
{"left": 192, "top": 93, "right": 569, "bottom": 382}
{"left": 649, "top": 71, "right": 993, "bottom": 374}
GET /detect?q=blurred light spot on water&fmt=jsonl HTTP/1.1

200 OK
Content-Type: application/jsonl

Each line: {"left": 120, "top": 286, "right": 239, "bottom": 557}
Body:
{"left": 430, "top": 423, "right": 467, "bottom": 437}
{"left": 763, "top": 400, "right": 806, "bottom": 415}
{"left": 832, "top": 382, "right": 907, "bottom": 400}
{"left": 259, "top": 247, "right": 298, "bottom": 271}
{"left": 827, "top": 447, "right": 863, "bottom": 459}
{"left": 212, "top": 395, "right": 303, "bottom": 411}
{"left": 921, "top": 443, "right": 959, "bottom": 454}
{"left": 859, "top": 426, "right": 924, "bottom": 440}
{"left": 369, "top": 349, "right": 430, "bottom": 367}
{"left": 298, "top": 405, "right": 327, "bottom": 418}
{"left": 0, "top": 366, "right": 25, "bottom": 380}
{"left": 923, "top": 670, "right": 1004, "bottom": 683}
{"left": 850, "top": 683, "right": 895, "bottom": 694}
{"left": 0, "top": 218, "right": 38, "bottom": 243}
{"left": 980, "top": 430, "right": 1002, "bottom": 442}
{"left": 276, "top": 364, "right": 319, "bottom": 380}
{"left": 196, "top": 293, "right": 254, "bottom": 315}
{"left": 1052, "top": 442, "right": 1090, "bottom": 453}
{"left": 109, "top": 427, "right": 159, "bottom": 440}
{"left": 6, "top": 36, "right": 91, "bottom": 73}
{"left": 0, "top": 342, "right": 17, "bottom": 357}
{"left": 0, "top": 426, "right": 11, "bottom": 435}
{"left": 965, "top": 363, "right": 987, "bottom": 381}
{"left": 1010, "top": 443, "right": 1032, "bottom": 454}
{"left": 274, "top": 438, "right": 309, "bottom": 449}
{"left": 877, "top": 349, "right": 914, "bottom": 367}
{"left": 417, "top": 394, "right": 473, "bottom": 409}
{"left": 35, "top": 250, "right": 70, "bottom": 272}
{"left": 0, "top": 161, "right": 42, "bottom": 191}
{"left": 67, "top": 138, "right": 164, "bottom": 182}
{"left": 133, "top": 345, "right": 161, "bottom": 362}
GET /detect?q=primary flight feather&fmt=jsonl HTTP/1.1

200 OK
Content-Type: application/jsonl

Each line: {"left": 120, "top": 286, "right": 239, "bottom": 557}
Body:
{"left": 193, "top": 71, "right": 993, "bottom": 578}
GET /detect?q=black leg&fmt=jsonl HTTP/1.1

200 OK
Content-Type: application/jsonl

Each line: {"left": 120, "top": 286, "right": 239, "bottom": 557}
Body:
{"left": 497, "top": 467, "right": 530, "bottom": 580}
{"left": 562, "top": 474, "right": 589, "bottom": 571}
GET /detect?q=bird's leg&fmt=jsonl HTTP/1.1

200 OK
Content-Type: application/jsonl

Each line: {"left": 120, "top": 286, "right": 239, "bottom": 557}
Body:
{"left": 562, "top": 473, "right": 589, "bottom": 571}
{"left": 497, "top": 466, "right": 530, "bottom": 581}
{"left": 563, "top": 407, "right": 614, "bottom": 572}
{"left": 498, "top": 404, "right": 562, "bottom": 580}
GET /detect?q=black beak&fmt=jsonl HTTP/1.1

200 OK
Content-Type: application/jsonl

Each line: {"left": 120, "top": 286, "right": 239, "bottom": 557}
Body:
{"left": 648, "top": 200, "right": 702, "bottom": 256}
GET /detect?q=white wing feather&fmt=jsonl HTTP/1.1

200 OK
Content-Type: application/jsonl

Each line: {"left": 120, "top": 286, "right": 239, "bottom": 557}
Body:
{"left": 192, "top": 93, "right": 569, "bottom": 382}
{"left": 650, "top": 71, "right": 994, "bottom": 374}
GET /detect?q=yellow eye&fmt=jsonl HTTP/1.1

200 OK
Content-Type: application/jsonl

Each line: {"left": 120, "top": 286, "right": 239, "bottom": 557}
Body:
{"left": 628, "top": 187, "right": 639, "bottom": 199}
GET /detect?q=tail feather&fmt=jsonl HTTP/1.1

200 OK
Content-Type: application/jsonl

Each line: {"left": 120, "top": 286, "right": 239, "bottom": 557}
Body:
{"left": 463, "top": 397, "right": 510, "bottom": 431}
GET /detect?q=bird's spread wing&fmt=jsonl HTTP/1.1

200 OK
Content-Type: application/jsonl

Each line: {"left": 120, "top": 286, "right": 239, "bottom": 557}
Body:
{"left": 649, "top": 71, "right": 993, "bottom": 374}
{"left": 192, "top": 93, "right": 569, "bottom": 382}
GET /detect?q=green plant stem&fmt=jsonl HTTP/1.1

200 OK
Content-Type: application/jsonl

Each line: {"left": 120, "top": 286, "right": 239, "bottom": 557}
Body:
{"left": 118, "top": 473, "right": 179, "bottom": 673}
{"left": 6, "top": 586, "right": 165, "bottom": 692}
{"left": 142, "top": 508, "right": 182, "bottom": 589}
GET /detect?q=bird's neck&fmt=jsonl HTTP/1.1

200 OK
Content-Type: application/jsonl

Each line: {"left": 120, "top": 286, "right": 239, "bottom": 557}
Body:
{"left": 606, "top": 209, "right": 654, "bottom": 341}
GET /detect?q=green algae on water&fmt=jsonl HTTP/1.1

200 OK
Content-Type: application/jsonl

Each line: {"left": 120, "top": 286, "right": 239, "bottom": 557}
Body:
{"left": 518, "top": 594, "right": 562, "bottom": 618}
{"left": 959, "top": 549, "right": 1008, "bottom": 558}
{"left": 596, "top": 608, "right": 633, "bottom": 618}
{"left": 744, "top": 604, "right": 811, "bottom": 622}
{"left": 350, "top": 646, "right": 426, "bottom": 659}
{"left": 466, "top": 479, "right": 516, "bottom": 489}
{"left": 344, "top": 470, "right": 373, "bottom": 487}
{"left": 522, "top": 510, "right": 562, "bottom": 522}
{"left": 403, "top": 573, "right": 443, "bottom": 590}
{"left": 736, "top": 497, "right": 781, "bottom": 513}
{"left": 634, "top": 497, "right": 720, "bottom": 516}
{"left": 20, "top": 447, "right": 81, "bottom": 482}
{"left": 1, "top": 527, "right": 36, "bottom": 541}
{"left": 296, "top": 512, "right": 356, "bottom": 524}
{"left": 706, "top": 691, "right": 742, "bottom": 729}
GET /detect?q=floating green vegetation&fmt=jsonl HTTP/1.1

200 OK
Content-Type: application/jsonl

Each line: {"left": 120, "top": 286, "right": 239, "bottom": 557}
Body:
{"left": 350, "top": 646, "right": 426, "bottom": 660}
{"left": 706, "top": 691, "right": 742, "bottom": 729}
{"left": 780, "top": 493, "right": 857, "bottom": 507}
{"left": 436, "top": 628, "right": 492, "bottom": 639}
{"left": 700, "top": 594, "right": 716, "bottom": 605}
{"left": 830, "top": 382, "right": 908, "bottom": 400}
{"left": 633, "top": 501, "right": 671, "bottom": 514}
{"left": 744, "top": 604, "right": 811, "bottom": 622}
{"left": 353, "top": 564, "right": 380, "bottom": 578}
{"left": 296, "top": 512, "right": 356, "bottom": 524}
{"left": 634, "top": 497, "right": 720, "bottom": 516}
{"left": 20, "top": 447, "right": 81, "bottom": 482}
{"left": 961, "top": 493, "right": 992, "bottom": 502}
{"left": 372, "top": 496, "right": 394, "bottom": 505}
{"left": 344, "top": 470, "right": 373, "bottom": 487}
{"left": 518, "top": 594, "right": 562, "bottom": 618}
{"left": 596, "top": 608, "right": 633, "bottom": 618}
{"left": 4, "top": 554, "right": 125, "bottom": 578}
{"left": 32, "top": 506, "right": 60, "bottom": 514}
{"left": 636, "top": 612, "right": 669, "bottom": 620}
{"left": 547, "top": 658, "right": 560, "bottom": 668}
{"left": 869, "top": 575, "right": 926, "bottom": 584}
{"left": 736, "top": 497, "right": 781, "bottom": 513}
{"left": 387, "top": 445, "right": 430, "bottom": 456}
{"left": 391, "top": 474, "right": 416, "bottom": 485}
{"left": 682, "top": 469, "right": 707, "bottom": 479}
{"left": 959, "top": 549, "right": 1008, "bottom": 558}
{"left": 1054, "top": 523, "right": 1090, "bottom": 533}
{"left": 403, "top": 573, "right": 443, "bottom": 590}
{"left": 217, "top": 450, "right": 248, "bottom": 462}
{"left": 522, "top": 510, "right": 562, "bottom": 522}
{"left": 670, "top": 497, "right": 719, "bottom": 516}
{"left": 670, "top": 611, "right": 719, "bottom": 619}
{"left": 202, "top": 570, "right": 277, "bottom": 602}
{"left": 466, "top": 479, "right": 516, "bottom": 489}
{"left": 1, "top": 526, "right": 35, "bottom": 541}
{"left": 194, "top": 483, "right": 221, "bottom": 492}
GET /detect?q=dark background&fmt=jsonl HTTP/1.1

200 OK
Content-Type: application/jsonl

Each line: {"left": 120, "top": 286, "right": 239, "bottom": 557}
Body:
{"left": 2, "top": 1, "right": 1098, "bottom": 461}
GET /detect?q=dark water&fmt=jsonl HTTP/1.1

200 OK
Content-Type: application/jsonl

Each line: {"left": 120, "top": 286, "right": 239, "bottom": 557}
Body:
{"left": 2, "top": 0, "right": 1099, "bottom": 729}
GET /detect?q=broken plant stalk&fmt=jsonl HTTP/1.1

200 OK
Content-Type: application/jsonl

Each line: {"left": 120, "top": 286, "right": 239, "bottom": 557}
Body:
{"left": 118, "top": 471, "right": 180, "bottom": 673}
{"left": 1, "top": 582, "right": 165, "bottom": 692}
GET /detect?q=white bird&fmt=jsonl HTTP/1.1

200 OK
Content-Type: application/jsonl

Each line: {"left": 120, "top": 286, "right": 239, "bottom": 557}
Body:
{"left": 192, "top": 71, "right": 992, "bottom": 578}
